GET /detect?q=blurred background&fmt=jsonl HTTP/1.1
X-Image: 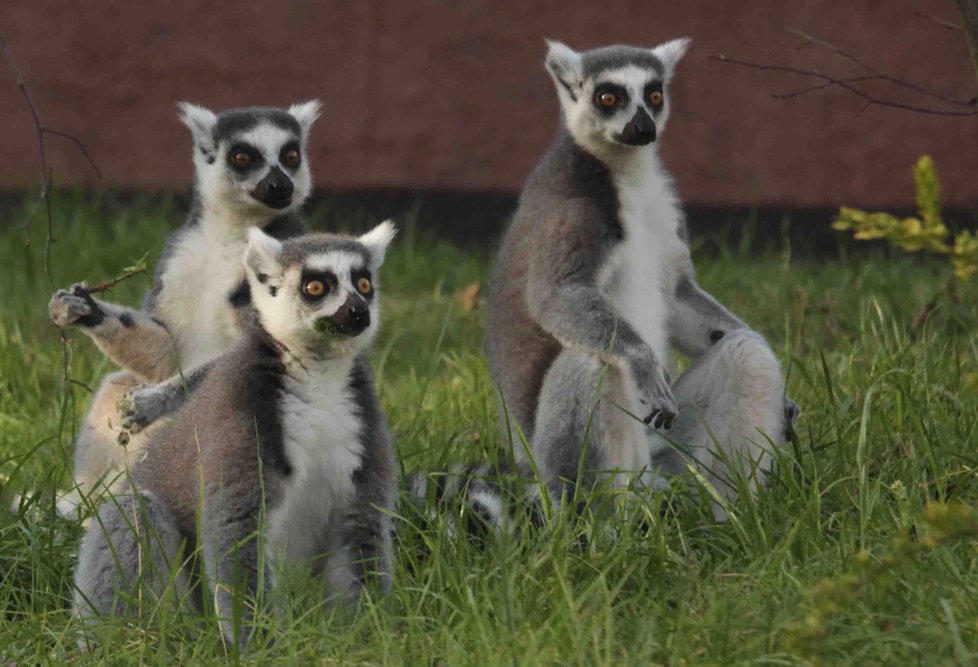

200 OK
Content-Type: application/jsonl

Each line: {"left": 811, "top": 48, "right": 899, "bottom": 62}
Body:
{"left": 2, "top": 0, "right": 976, "bottom": 241}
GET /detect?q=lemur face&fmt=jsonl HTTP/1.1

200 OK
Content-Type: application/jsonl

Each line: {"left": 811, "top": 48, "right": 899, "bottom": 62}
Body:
{"left": 178, "top": 101, "right": 322, "bottom": 220}
{"left": 244, "top": 222, "right": 397, "bottom": 359}
{"left": 544, "top": 39, "right": 690, "bottom": 156}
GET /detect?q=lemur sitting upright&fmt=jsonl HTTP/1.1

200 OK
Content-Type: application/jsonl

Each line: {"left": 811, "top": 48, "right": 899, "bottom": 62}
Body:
{"left": 47, "top": 101, "right": 321, "bottom": 516}
{"left": 486, "top": 39, "right": 796, "bottom": 519}
{"left": 73, "top": 223, "right": 398, "bottom": 650}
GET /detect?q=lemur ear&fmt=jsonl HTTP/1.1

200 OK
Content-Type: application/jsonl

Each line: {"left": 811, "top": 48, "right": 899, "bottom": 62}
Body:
{"left": 651, "top": 38, "right": 691, "bottom": 79}
{"left": 288, "top": 100, "right": 323, "bottom": 137}
{"left": 244, "top": 227, "right": 284, "bottom": 285}
{"left": 177, "top": 102, "right": 218, "bottom": 154}
{"left": 358, "top": 220, "right": 398, "bottom": 269}
{"left": 544, "top": 39, "right": 583, "bottom": 96}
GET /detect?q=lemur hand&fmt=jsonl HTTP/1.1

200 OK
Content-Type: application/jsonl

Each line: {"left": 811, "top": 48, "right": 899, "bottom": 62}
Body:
{"left": 117, "top": 384, "right": 165, "bottom": 443}
{"left": 49, "top": 283, "right": 104, "bottom": 328}
{"left": 632, "top": 356, "right": 678, "bottom": 430}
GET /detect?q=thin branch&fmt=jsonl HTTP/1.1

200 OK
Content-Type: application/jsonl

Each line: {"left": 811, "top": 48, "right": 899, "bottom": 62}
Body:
{"left": 784, "top": 27, "right": 977, "bottom": 109}
{"left": 771, "top": 74, "right": 884, "bottom": 99}
{"left": 67, "top": 379, "right": 95, "bottom": 395}
{"left": 1, "top": 35, "right": 102, "bottom": 184}
{"left": 914, "top": 11, "right": 964, "bottom": 31}
{"left": 42, "top": 128, "right": 103, "bottom": 179}
{"left": 708, "top": 55, "right": 978, "bottom": 117}
{"left": 77, "top": 264, "right": 148, "bottom": 297}
{"left": 1, "top": 34, "right": 104, "bottom": 391}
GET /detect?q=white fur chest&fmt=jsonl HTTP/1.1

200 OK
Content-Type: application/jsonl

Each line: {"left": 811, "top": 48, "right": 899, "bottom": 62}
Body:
{"left": 265, "top": 363, "right": 363, "bottom": 563}
{"left": 601, "top": 154, "right": 687, "bottom": 371}
{"left": 154, "top": 224, "right": 247, "bottom": 369}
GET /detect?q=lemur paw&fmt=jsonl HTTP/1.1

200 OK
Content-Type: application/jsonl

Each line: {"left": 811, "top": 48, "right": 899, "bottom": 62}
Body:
{"left": 49, "top": 283, "right": 102, "bottom": 328}
{"left": 636, "top": 368, "right": 678, "bottom": 430}
{"left": 117, "top": 384, "right": 161, "bottom": 441}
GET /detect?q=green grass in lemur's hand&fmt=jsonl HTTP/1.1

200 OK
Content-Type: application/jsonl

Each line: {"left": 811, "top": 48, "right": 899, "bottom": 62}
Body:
{"left": 1, "top": 194, "right": 977, "bottom": 665}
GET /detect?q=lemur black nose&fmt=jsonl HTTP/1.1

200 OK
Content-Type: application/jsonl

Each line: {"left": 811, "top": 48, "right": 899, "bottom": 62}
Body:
{"left": 322, "top": 297, "right": 371, "bottom": 337}
{"left": 617, "top": 107, "right": 656, "bottom": 146}
{"left": 347, "top": 303, "right": 370, "bottom": 333}
{"left": 252, "top": 166, "right": 294, "bottom": 209}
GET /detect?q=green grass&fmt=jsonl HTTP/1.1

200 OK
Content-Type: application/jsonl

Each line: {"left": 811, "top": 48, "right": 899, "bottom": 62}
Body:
{"left": 2, "top": 193, "right": 978, "bottom": 665}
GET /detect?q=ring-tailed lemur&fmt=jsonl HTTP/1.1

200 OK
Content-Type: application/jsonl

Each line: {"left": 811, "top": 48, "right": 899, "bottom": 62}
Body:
{"left": 73, "top": 223, "right": 398, "bottom": 649}
{"left": 482, "top": 39, "right": 796, "bottom": 519}
{"left": 45, "top": 101, "right": 321, "bottom": 517}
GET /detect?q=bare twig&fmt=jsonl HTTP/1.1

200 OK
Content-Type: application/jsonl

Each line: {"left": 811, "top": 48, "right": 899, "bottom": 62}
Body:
{"left": 914, "top": 11, "right": 964, "bottom": 31}
{"left": 784, "top": 27, "right": 976, "bottom": 109}
{"left": 955, "top": 0, "right": 978, "bottom": 92}
{"left": 708, "top": 55, "right": 978, "bottom": 117}
{"left": 67, "top": 379, "right": 96, "bottom": 395}
{"left": 1, "top": 35, "right": 103, "bottom": 389}
{"left": 77, "top": 262, "right": 148, "bottom": 297}
{"left": 771, "top": 74, "right": 884, "bottom": 99}
{"left": 42, "top": 128, "right": 103, "bottom": 179}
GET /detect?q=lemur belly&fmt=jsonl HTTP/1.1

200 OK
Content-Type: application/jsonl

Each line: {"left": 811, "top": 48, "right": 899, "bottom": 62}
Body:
{"left": 154, "top": 225, "right": 247, "bottom": 370}
{"left": 598, "top": 165, "right": 686, "bottom": 479}
{"left": 265, "top": 368, "right": 363, "bottom": 564}
{"left": 609, "top": 170, "right": 685, "bottom": 369}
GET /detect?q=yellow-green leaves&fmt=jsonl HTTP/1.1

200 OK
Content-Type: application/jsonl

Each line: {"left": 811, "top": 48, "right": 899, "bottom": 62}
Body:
{"left": 833, "top": 156, "right": 978, "bottom": 281}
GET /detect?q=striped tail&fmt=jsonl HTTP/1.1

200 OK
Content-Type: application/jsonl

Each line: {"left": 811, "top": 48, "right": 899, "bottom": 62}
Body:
{"left": 401, "top": 462, "right": 541, "bottom": 539}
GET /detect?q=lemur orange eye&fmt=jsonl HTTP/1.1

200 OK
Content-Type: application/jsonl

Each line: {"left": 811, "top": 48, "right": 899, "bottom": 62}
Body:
{"left": 356, "top": 277, "right": 372, "bottom": 294}
{"left": 282, "top": 149, "right": 300, "bottom": 168}
{"left": 598, "top": 92, "right": 617, "bottom": 107}
{"left": 303, "top": 279, "right": 326, "bottom": 297}
{"left": 648, "top": 90, "right": 664, "bottom": 107}
{"left": 232, "top": 152, "right": 252, "bottom": 168}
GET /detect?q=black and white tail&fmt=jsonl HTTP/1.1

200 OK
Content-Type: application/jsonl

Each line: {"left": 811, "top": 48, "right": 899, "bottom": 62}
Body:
{"left": 401, "top": 462, "right": 541, "bottom": 539}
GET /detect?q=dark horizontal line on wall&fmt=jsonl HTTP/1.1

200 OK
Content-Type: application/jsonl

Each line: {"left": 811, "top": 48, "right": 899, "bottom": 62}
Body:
{"left": 1, "top": 187, "right": 975, "bottom": 258}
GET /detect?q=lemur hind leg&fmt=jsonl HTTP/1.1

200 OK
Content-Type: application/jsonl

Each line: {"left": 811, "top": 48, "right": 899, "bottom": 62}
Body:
{"left": 62, "top": 371, "right": 158, "bottom": 518}
{"left": 530, "top": 350, "right": 607, "bottom": 509}
{"left": 73, "top": 490, "right": 186, "bottom": 623}
{"left": 531, "top": 349, "right": 657, "bottom": 512}
{"left": 654, "top": 330, "right": 786, "bottom": 519}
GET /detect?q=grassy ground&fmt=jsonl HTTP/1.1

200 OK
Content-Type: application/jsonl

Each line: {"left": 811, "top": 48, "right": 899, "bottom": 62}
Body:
{"left": 2, "top": 193, "right": 978, "bottom": 665}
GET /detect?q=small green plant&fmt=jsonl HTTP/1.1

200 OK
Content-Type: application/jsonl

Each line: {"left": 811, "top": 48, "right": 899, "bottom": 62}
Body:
{"left": 786, "top": 500, "right": 978, "bottom": 659}
{"left": 833, "top": 156, "right": 978, "bottom": 282}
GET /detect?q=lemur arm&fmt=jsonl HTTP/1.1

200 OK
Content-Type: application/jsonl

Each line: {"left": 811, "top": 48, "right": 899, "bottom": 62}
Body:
{"left": 668, "top": 272, "right": 748, "bottom": 359}
{"left": 525, "top": 215, "right": 654, "bottom": 366}
{"left": 49, "top": 284, "right": 178, "bottom": 383}
{"left": 119, "top": 361, "right": 215, "bottom": 434}
{"left": 525, "top": 207, "right": 676, "bottom": 421}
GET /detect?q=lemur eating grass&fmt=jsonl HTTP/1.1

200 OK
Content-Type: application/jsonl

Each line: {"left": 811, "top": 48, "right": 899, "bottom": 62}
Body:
{"left": 45, "top": 101, "right": 321, "bottom": 517}
{"left": 483, "top": 39, "right": 797, "bottom": 519}
{"left": 73, "top": 223, "right": 398, "bottom": 650}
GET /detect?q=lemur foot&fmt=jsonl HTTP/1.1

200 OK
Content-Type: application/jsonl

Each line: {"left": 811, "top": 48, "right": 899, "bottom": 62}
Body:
{"left": 49, "top": 283, "right": 103, "bottom": 328}
{"left": 635, "top": 366, "right": 678, "bottom": 430}
{"left": 117, "top": 384, "right": 164, "bottom": 443}
{"left": 784, "top": 398, "right": 801, "bottom": 440}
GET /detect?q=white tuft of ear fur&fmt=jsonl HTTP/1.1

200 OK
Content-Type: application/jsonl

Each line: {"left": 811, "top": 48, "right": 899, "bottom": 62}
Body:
{"left": 652, "top": 38, "right": 691, "bottom": 77}
{"left": 358, "top": 220, "right": 398, "bottom": 269}
{"left": 544, "top": 39, "right": 583, "bottom": 90}
{"left": 244, "top": 227, "right": 284, "bottom": 280}
{"left": 177, "top": 102, "right": 218, "bottom": 152}
{"left": 288, "top": 100, "right": 323, "bottom": 136}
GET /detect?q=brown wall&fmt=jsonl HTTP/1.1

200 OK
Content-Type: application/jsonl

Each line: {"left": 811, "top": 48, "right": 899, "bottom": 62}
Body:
{"left": 2, "top": 0, "right": 976, "bottom": 209}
